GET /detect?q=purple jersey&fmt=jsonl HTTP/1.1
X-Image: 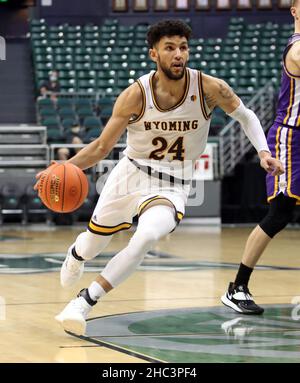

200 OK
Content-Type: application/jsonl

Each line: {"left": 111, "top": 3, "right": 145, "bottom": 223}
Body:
{"left": 275, "top": 34, "right": 300, "bottom": 128}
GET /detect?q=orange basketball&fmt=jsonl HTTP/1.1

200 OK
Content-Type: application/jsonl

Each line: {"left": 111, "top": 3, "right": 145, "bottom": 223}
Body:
{"left": 38, "top": 162, "right": 89, "bottom": 213}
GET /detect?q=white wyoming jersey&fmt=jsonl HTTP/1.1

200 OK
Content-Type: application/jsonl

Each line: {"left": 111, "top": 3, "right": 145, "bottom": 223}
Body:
{"left": 123, "top": 68, "right": 212, "bottom": 179}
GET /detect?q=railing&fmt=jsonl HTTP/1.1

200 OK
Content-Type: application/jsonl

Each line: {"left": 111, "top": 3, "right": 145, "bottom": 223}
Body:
{"left": 0, "top": 144, "right": 49, "bottom": 167}
{"left": 0, "top": 126, "right": 47, "bottom": 145}
{"left": 0, "top": 81, "right": 275, "bottom": 179}
{"left": 218, "top": 81, "right": 275, "bottom": 178}
{"left": 49, "top": 143, "right": 125, "bottom": 161}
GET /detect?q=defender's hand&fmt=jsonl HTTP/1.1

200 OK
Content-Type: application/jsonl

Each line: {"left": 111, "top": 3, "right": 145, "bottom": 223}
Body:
{"left": 259, "top": 152, "right": 284, "bottom": 176}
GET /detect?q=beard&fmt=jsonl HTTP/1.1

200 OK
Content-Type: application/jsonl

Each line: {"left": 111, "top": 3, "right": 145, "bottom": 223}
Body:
{"left": 158, "top": 57, "right": 186, "bottom": 80}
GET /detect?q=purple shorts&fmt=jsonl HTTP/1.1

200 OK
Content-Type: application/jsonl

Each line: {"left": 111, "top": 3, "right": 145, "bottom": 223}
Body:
{"left": 266, "top": 122, "right": 300, "bottom": 203}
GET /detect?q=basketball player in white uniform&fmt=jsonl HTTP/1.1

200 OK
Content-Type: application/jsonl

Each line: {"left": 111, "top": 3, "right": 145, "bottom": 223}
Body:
{"left": 35, "top": 20, "right": 283, "bottom": 335}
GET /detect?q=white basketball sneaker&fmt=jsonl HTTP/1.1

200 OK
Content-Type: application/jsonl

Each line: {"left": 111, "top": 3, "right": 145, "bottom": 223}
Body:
{"left": 60, "top": 246, "right": 84, "bottom": 288}
{"left": 55, "top": 289, "right": 96, "bottom": 335}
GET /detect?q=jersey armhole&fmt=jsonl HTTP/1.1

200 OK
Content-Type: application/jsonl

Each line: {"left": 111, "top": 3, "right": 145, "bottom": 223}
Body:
{"left": 197, "top": 71, "right": 212, "bottom": 120}
{"left": 128, "top": 79, "right": 146, "bottom": 125}
{"left": 283, "top": 44, "right": 300, "bottom": 79}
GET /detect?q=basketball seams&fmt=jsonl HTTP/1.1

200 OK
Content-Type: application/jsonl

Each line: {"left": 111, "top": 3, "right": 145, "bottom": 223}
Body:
{"left": 39, "top": 163, "right": 88, "bottom": 213}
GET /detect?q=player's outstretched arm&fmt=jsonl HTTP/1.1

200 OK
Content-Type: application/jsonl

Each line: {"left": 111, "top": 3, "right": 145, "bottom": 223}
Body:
{"left": 66, "top": 82, "right": 143, "bottom": 170}
{"left": 202, "top": 75, "right": 284, "bottom": 176}
{"left": 33, "top": 83, "right": 143, "bottom": 190}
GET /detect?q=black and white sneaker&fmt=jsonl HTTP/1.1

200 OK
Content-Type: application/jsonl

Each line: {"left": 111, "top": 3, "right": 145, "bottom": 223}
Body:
{"left": 221, "top": 282, "right": 264, "bottom": 315}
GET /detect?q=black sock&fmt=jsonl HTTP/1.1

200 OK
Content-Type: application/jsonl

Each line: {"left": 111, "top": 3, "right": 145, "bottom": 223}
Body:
{"left": 71, "top": 246, "right": 84, "bottom": 262}
{"left": 78, "top": 288, "right": 97, "bottom": 306}
{"left": 234, "top": 263, "right": 253, "bottom": 287}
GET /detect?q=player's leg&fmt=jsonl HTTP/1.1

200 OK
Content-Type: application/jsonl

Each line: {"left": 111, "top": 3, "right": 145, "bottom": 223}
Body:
{"left": 60, "top": 230, "right": 112, "bottom": 288}
{"left": 98, "top": 204, "right": 176, "bottom": 288}
{"left": 60, "top": 156, "right": 135, "bottom": 288}
{"left": 222, "top": 193, "right": 296, "bottom": 315}
{"left": 55, "top": 204, "right": 176, "bottom": 335}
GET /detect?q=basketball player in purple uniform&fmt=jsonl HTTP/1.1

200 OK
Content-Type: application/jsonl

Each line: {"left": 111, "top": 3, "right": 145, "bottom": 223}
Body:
{"left": 222, "top": 1, "right": 300, "bottom": 314}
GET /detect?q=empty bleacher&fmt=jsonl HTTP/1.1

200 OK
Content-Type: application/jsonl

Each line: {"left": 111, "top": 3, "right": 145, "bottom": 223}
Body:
{"left": 1, "top": 16, "right": 288, "bottom": 224}
{"left": 30, "top": 17, "right": 292, "bottom": 139}
{"left": 0, "top": 125, "right": 49, "bottom": 223}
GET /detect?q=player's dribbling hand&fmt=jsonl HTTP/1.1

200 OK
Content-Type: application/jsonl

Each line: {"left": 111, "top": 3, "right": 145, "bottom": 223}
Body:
{"left": 259, "top": 152, "right": 284, "bottom": 176}
{"left": 33, "top": 161, "right": 58, "bottom": 191}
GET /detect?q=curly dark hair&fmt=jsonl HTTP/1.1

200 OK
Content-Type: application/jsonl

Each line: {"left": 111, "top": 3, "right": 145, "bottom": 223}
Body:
{"left": 146, "top": 19, "right": 192, "bottom": 48}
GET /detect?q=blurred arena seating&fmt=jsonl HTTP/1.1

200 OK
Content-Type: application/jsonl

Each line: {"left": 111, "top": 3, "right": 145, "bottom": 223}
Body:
{"left": 30, "top": 16, "right": 292, "bottom": 140}
{"left": 0, "top": 16, "right": 290, "bottom": 224}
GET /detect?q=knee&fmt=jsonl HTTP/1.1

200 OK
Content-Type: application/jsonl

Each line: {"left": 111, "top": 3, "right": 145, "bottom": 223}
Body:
{"left": 260, "top": 194, "right": 296, "bottom": 238}
{"left": 134, "top": 227, "right": 160, "bottom": 247}
{"left": 259, "top": 215, "right": 290, "bottom": 238}
{"left": 126, "top": 229, "right": 159, "bottom": 259}
{"left": 75, "top": 231, "right": 111, "bottom": 260}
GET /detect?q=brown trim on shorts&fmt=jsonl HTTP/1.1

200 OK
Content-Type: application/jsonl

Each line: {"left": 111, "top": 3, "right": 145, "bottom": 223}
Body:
{"left": 88, "top": 220, "right": 132, "bottom": 236}
{"left": 138, "top": 195, "right": 184, "bottom": 230}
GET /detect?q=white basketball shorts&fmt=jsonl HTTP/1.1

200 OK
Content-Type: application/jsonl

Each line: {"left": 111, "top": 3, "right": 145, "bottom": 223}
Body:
{"left": 87, "top": 156, "right": 190, "bottom": 236}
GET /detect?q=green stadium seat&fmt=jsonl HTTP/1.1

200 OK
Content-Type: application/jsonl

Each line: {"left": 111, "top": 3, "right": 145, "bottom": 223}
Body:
{"left": 47, "top": 127, "right": 65, "bottom": 143}
{"left": 42, "top": 116, "right": 60, "bottom": 129}
{"left": 77, "top": 106, "right": 95, "bottom": 120}
{"left": 31, "top": 18, "right": 287, "bottom": 128}
{"left": 229, "top": 17, "right": 244, "bottom": 25}
{"left": 132, "top": 46, "right": 148, "bottom": 54}
{"left": 75, "top": 98, "right": 93, "bottom": 109}
{"left": 119, "top": 25, "right": 135, "bottom": 32}
{"left": 39, "top": 108, "right": 57, "bottom": 119}
{"left": 57, "top": 98, "right": 74, "bottom": 109}
{"left": 119, "top": 32, "right": 134, "bottom": 40}
{"left": 83, "top": 25, "right": 99, "bottom": 33}
{"left": 58, "top": 107, "right": 77, "bottom": 119}
{"left": 84, "top": 127, "right": 100, "bottom": 143}
{"left": 83, "top": 116, "right": 103, "bottom": 130}
{"left": 211, "top": 115, "right": 227, "bottom": 128}
{"left": 97, "top": 78, "right": 116, "bottom": 88}
{"left": 61, "top": 117, "right": 78, "bottom": 130}
{"left": 117, "top": 79, "right": 132, "bottom": 88}
{"left": 188, "top": 61, "right": 198, "bottom": 69}
{"left": 97, "top": 97, "right": 115, "bottom": 109}
{"left": 38, "top": 98, "right": 54, "bottom": 108}
{"left": 78, "top": 79, "right": 96, "bottom": 89}
{"left": 238, "top": 77, "right": 257, "bottom": 88}
{"left": 103, "top": 18, "right": 118, "bottom": 26}
{"left": 100, "top": 106, "right": 113, "bottom": 122}
{"left": 57, "top": 70, "right": 76, "bottom": 80}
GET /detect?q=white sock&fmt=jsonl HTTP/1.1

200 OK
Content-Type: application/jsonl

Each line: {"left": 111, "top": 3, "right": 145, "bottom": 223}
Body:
{"left": 88, "top": 281, "right": 107, "bottom": 301}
